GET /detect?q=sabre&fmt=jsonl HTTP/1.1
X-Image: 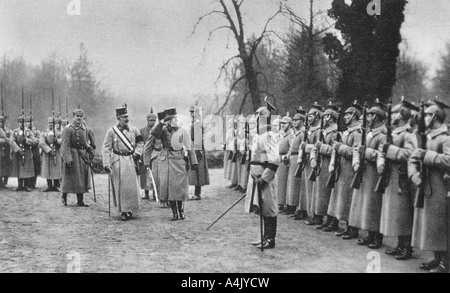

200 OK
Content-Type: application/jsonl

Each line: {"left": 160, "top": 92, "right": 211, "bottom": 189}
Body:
{"left": 147, "top": 167, "right": 159, "bottom": 203}
{"left": 108, "top": 173, "right": 111, "bottom": 217}
{"left": 256, "top": 180, "right": 264, "bottom": 252}
{"left": 52, "top": 89, "right": 57, "bottom": 166}
{"left": 206, "top": 193, "right": 247, "bottom": 231}
{"left": 20, "top": 87, "right": 25, "bottom": 166}
{"left": 90, "top": 162, "right": 97, "bottom": 202}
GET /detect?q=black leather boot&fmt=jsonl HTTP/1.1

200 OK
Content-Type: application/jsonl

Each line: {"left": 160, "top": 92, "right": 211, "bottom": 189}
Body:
{"left": 77, "top": 193, "right": 89, "bottom": 207}
{"left": 323, "top": 217, "right": 340, "bottom": 232}
{"left": 53, "top": 180, "right": 60, "bottom": 191}
{"left": 305, "top": 214, "right": 323, "bottom": 226}
{"left": 170, "top": 201, "right": 178, "bottom": 221}
{"left": 386, "top": 236, "right": 404, "bottom": 256}
{"left": 257, "top": 217, "right": 276, "bottom": 249}
{"left": 293, "top": 210, "right": 308, "bottom": 220}
{"left": 429, "top": 253, "right": 448, "bottom": 273}
{"left": 283, "top": 205, "right": 296, "bottom": 215}
{"left": 61, "top": 193, "right": 67, "bottom": 206}
{"left": 317, "top": 215, "right": 332, "bottom": 230}
{"left": 368, "top": 233, "right": 383, "bottom": 249}
{"left": 395, "top": 236, "right": 413, "bottom": 261}
{"left": 44, "top": 180, "right": 53, "bottom": 192}
{"left": 177, "top": 201, "right": 185, "bottom": 220}
{"left": 420, "top": 251, "right": 442, "bottom": 271}
{"left": 357, "top": 231, "right": 375, "bottom": 246}
{"left": 252, "top": 218, "right": 269, "bottom": 246}
{"left": 341, "top": 226, "right": 359, "bottom": 240}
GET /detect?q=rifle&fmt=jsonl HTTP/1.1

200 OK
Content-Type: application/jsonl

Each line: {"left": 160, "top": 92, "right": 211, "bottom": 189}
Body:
{"left": 51, "top": 89, "right": 57, "bottom": 166}
{"left": 326, "top": 108, "right": 342, "bottom": 188}
{"left": 294, "top": 116, "right": 309, "bottom": 178}
{"left": 1, "top": 82, "right": 4, "bottom": 118}
{"left": 58, "top": 94, "right": 62, "bottom": 130}
{"left": 350, "top": 102, "right": 367, "bottom": 190}
{"left": 308, "top": 113, "right": 325, "bottom": 182}
{"left": 19, "top": 87, "right": 25, "bottom": 166}
{"left": 240, "top": 121, "right": 248, "bottom": 165}
{"left": 414, "top": 101, "right": 427, "bottom": 209}
{"left": 375, "top": 99, "right": 393, "bottom": 193}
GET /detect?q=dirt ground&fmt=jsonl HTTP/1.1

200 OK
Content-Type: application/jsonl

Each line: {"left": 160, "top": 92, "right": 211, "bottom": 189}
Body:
{"left": 0, "top": 168, "right": 430, "bottom": 273}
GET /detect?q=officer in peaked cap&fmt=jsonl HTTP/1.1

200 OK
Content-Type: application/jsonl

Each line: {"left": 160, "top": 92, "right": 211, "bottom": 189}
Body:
{"left": 60, "top": 108, "right": 94, "bottom": 207}
{"left": 408, "top": 99, "right": 450, "bottom": 273}
{"left": 103, "top": 104, "right": 143, "bottom": 221}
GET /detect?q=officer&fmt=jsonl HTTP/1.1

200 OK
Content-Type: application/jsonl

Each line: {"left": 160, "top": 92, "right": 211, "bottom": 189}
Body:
{"left": 328, "top": 102, "right": 363, "bottom": 239}
{"left": 349, "top": 100, "right": 387, "bottom": 249}
{"left": 248, "top": 101, "right": 280, "bottom": 249}
{"left": 26, "top": 116, "right": 40, "bottom": 189}
{"left": 408, "top": 100, "right": 450, "bottom": 273}
{"left": 39, "top": 117, "right": 62, "bottom": 192}
{"left": 103, "top": 105, "right": 143, "bottom": 221}
{"left": 378, "top": 99, "right": 418, "bottom": 260}
{"left": 140, "top": 109, "right": 158, "bottom": 200}
{"left": 277, "top": 113, "right": 293, "bottom": 213}
{"left": 61, "top": 108, "right": 94, "bottom": 207}
{"left": 150, "top": 108, "right": 198, "bottom": 221}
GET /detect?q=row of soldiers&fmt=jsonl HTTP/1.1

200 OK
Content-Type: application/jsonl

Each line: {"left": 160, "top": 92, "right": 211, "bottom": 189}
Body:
{"left": 0, "top": 113, "right": 96, "bottom": 204}
{"left": 224, "top": 98, "right": 450, "bottom": 273}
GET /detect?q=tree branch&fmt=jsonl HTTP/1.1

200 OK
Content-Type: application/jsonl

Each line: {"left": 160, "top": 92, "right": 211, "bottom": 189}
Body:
{"left": 214, "top": 74, "right": 247, "bottom": 115}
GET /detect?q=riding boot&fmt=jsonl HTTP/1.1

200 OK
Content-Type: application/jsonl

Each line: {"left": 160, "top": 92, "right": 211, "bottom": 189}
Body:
{"left": 305, "top": 214, "right": 323, "bottom": 226}
{"left": 357, "top": 231, "right": 375, "bottom": 246}
{"left": 283, "top": 205, "right": 296, "bottom": 215}
{"left": 142, "top": 190, "right": 150, "bottom": 199}
{"left": 257, "top": 217, "right": 276, "bottom": 249}
{"left": 429, "top": 252, "right": 449, "bottom": 274}
{"left": 61, "top": 193, "right": 67, "bottom": 206}
{"left": 395, "top": 236, "right": 413, "bottom": 260}
{"left": 368, "top": 232, "right": 383, "bottom": 249}
{"left": 177, "top": 201, "right": 185, "bottom": 220}
{"left": 77, "top": 193, "right": 89, "bottom": 207}
{"left": 44, "top": 180, "right": 53, "bottom": 192}
{"left": 420, "top": 251, "right": 442, "bottom": 271}
{"left": 53, "top": 180, "right": 60, "bottom": 191}
{"left": 252, "top": 217, "right": 269, "bottom": 246}
{"left": 170, "top": 201, "right": 178, "bottom": 221}
{"left": 317, "top": 215, "right": 332, "bottom": 230}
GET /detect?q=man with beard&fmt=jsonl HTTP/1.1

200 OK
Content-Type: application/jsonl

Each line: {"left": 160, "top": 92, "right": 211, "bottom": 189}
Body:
{"left": 328, "top": 102, "right": 363, "bottom": 240}
{"left": 103, "top": 105, "right": 143, "bottom": 221}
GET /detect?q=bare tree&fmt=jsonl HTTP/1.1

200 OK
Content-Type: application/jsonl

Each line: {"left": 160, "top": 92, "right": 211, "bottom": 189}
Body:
{"left": 192, "top": 0, "right": 282, "bottom": 114}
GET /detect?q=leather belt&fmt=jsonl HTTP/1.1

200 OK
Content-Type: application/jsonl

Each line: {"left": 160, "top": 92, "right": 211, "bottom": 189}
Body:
{"left": 250, "top": 161, "right": 268, "bottom": 167}
{"left": 291, "top": 152, "right": 299, "bottom": 155}
{"left": 113, "top": 150, "right": 133, "bottom": 156}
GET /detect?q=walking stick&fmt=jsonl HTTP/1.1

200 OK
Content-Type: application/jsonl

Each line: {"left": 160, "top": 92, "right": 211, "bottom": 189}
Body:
{"left": 108, "top": 173, "right": 111, "bottom": 217}
{"left": 90, "top": 163, "right": 96, "bottom": 202}
{"left": 257, "top": 181, "right": 264, "bottom": 252}
{"left": 148, "top": 167, "right": 159, "bottom": 203}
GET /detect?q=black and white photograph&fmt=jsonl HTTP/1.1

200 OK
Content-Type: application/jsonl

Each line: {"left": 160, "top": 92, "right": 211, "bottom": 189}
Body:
{"left": 1, "top": 0, "right": 450, "bottom": 276}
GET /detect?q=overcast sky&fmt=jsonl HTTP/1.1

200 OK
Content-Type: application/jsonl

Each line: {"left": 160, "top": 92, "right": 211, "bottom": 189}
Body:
{"left": 1, "top": 0, "right": 449, "bottom": 102}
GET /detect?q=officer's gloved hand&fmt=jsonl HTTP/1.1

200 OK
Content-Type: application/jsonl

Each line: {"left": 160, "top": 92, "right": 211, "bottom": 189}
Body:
{"left": 411, "top": 173, "right": 422, "bottom": 186}
{"left": 257, "top": 177, "right": 268, "bottom": 189}
{"left": 104, "top": 165, "right": 111, "bottom": 173}
{"left": 66, "top": 161, "right": 73, "bottom": 169}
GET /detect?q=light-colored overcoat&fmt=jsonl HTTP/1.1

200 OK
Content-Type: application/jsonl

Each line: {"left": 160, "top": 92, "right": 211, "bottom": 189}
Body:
{"left": 39, "top": 128, "right": 62, "bottom": 179}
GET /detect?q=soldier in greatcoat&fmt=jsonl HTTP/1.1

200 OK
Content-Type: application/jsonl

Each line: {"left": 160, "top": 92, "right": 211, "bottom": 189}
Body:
{"left": 0, "top": 116, "right": 12, "bottom": 188}
{"left": 61, "top": 109, "right": 94, "bottom": 207}
{"left": 39, "top": 117, "right": 62, "bottom": 192}
{"left": 189, "top": 105, "right": 210, "bottom": 200}
{"left": 408, "top": 100, "right": 450, "bottom": 273}
{"left": 246, "top": 104, "right": 280, "bottom": 249}
{"left": 103, "top": 105, "right": 143, "bottom": 221}
{"left": 288, "top": 109, "right": 307, "bottom": 220}
{"left": 150, "top": 108, "right": 198, "bottom": 221}
{"left": 377, "top": 99, "right": 418, "bottom": 260}
{"left": 310, "top": 104, "right": 339, "bottom": 230}
{"left": 10, "top": 116, "right": 36, "bottom": 192}
{"left": 328, "top": 102, "right": 362, "bottom": 239}
{"left": 277, "top": 114, "right": 293, "bottom": 213}
{"left": 302, "top": 104, "right": 324, "bottom": 226}
{"left": 26, "top": 116, "right": 40, "bottom": 189}
{"left": 349, "top": 101, "right": 388, "bottom": 249}
{"left": 140, "top": 110, "right": 157, "bottom": 200}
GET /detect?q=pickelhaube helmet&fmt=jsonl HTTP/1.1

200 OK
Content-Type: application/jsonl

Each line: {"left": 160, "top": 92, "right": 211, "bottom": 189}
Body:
{"left": 368, "top": 99, "right": 388, "bottom": 119}
{"left": 147, "top": 108, "right": 157, "bottom": 119}
{"left": 323, "top": 102, "right": 340, "bottom": 120}
{"left": 345, "top": 101, "right": 363, "bottom": 118}
{"left": 425, "top": 98, "right": 449, "bottom": 121}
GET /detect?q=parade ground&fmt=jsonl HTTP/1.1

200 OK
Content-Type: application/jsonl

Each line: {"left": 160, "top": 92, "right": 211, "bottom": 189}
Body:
{"left": 0, "top": 168, "right": 429, "bottom": 273}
